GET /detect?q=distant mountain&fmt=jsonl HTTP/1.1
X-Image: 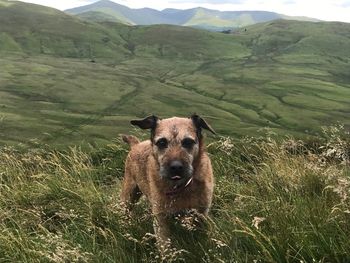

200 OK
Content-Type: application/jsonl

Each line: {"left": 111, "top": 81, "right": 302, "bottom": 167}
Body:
{"left": 65, "top": 0, "right": 319, "bottom": 30}
{"left": 0, "top": 0, "right": 250, "bottom": 60}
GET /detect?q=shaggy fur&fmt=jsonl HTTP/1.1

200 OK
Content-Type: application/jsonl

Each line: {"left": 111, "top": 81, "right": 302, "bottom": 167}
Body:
{"left": 120, "top": 115, "right": 215, "bottom": 246}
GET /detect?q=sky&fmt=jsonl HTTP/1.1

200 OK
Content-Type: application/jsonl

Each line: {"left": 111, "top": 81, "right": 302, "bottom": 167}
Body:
{"left": 18, "top": 0, "right": 350, "bottom": 22}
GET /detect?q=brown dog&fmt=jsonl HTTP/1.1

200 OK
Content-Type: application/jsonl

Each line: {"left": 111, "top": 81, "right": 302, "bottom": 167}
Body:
{"left": 120, "top": 114, "right": 215, "bottom": 247}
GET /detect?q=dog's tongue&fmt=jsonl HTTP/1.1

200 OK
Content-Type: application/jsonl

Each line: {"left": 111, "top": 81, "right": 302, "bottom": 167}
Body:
{"left": 171, "top": 175, "right": 181, "bottom": 180}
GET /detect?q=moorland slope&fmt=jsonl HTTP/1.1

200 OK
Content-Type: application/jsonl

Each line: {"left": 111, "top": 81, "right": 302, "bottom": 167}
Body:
{"left": 0, "top": 0, "right": 349, "bottom": 148}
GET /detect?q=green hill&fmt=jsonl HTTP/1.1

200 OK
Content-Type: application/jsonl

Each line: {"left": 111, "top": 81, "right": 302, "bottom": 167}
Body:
{"left": 0, "top": 1, "right": 247, "bottom": 60}
{"left": 0, "top": 0, "right": 349, "bottom": 148}
{"left": 65, "top": 0, "right": 319, "bottom": 31}
{"left": 0, "top": 0, "right": 130, "bottom": 59}
{"left": 76, "top": 11, "right": 131, "bottom": 24}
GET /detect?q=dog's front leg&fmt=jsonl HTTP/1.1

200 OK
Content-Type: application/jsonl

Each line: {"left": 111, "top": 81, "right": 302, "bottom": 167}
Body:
{"left": 153, "top": 213, "right": 171, "bottom": 252}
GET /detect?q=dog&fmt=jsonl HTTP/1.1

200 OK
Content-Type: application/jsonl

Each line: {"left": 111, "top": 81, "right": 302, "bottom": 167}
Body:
{"left": 120, "top": 114, "right": 215, "bottom": 248}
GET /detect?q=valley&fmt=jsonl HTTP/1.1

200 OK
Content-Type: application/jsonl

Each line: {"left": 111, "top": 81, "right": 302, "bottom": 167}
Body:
{"left": 0, "top": 0, "right": 349, "bottom": 148}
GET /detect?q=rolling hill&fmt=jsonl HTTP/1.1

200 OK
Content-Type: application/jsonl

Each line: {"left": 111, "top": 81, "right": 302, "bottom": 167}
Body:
{"left": 0, "top": 0, "right": 349, "bottom": 148}
{"left": 0, "top": 0, "right": 130, "bottom": 59}
{"left": 65, "top": 0, "right": 319, "bottom": 31}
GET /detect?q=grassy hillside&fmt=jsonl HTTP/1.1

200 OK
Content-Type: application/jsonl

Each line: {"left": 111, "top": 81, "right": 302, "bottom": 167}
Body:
{"left": 0, "top": 0, "right": 129, "bottom": 59}
{"left": 0, "top": 1, "right": 350, "bottom": 148}
{"left": 76, "top": 11, "right": 131, "bottom": 24}
{"left": 0, "top": 132, "right": 349, "bottom": 262}
{"left": 66, "top": 0, "right": 176, "bottom": 26}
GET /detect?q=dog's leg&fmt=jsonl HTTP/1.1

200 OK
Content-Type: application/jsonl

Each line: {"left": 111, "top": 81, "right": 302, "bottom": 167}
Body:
{"left": 190, "top": 207, "right": 211, "bottom": 234}
{"left": 154, "top": 213, "right": 171, "bottom": 252}
{"left": 120, "top": 175, "right": 142, "bottom": 210}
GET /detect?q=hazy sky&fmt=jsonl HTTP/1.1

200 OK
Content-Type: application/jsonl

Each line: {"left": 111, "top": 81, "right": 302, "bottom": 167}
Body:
{"left": 18, "top": 0, "right": 350, "bottom": 22}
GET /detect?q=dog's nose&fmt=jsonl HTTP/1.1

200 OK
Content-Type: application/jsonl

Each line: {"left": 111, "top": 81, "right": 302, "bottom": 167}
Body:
{"left": 169, "top": 160, "right": 184, "bottom": 174}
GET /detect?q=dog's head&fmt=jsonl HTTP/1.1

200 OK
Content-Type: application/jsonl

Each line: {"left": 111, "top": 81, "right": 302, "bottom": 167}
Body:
{"left": 131, "top": 115, "right": 215, "bottom": 183}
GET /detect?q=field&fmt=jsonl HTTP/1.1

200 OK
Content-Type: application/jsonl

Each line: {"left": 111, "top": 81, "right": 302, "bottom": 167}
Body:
{"left": 0, "top": 129, "right": 349, "bottom": 262}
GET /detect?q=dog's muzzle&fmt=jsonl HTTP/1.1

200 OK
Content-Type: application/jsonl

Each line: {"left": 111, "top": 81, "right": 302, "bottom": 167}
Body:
{"left": 169, "top": 160, "right": 185, "bottom": 180}
{"left": 160, "top": 160, "right": 193, "bottom": 181}
{"left": 162, "top": 160, "right": 194, "bottom": 196}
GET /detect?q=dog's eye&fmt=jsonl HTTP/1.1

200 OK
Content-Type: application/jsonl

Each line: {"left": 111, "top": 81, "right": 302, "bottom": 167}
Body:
{"left": 182, "top": 138, "right": 196, "bottom": 149}
{"left": 155, "top": 138, "right": 168, "bottom": 149}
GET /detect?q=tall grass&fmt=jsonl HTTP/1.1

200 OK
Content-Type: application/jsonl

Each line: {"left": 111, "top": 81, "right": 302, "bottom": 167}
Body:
{"left": 0, "top": 129, "right": 349, "bottom": 262}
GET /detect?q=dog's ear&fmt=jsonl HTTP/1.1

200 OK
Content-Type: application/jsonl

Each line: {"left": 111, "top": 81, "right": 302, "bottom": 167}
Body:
{"left": 190, "top": 114, "right": 216, "bottom": 135}
{"left": 131, "top": 115, "right": 158, "bottom": 130}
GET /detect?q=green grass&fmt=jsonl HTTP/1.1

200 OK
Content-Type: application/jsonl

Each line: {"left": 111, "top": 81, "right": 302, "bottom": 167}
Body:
{"left": 0, "top": 129, "right": 349, "bottom": 262}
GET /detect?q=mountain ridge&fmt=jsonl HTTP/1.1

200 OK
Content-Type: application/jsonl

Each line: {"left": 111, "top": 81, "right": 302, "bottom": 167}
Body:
{"left": 65, "top": 0, "right": 319, "bottom": 30}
